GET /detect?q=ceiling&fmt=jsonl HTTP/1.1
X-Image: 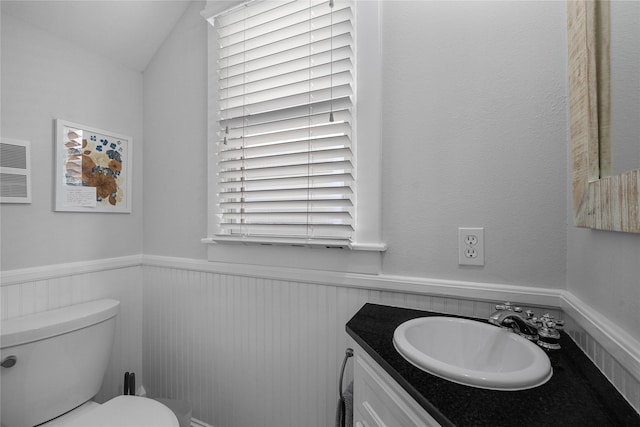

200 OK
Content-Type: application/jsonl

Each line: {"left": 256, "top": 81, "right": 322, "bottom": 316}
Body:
{"left": 1, "top": 0, "right": 196, "bottom": 72}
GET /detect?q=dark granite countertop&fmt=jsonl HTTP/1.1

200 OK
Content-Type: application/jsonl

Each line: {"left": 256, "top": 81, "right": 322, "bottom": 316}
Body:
{"left": 346, "top": 303, "right": 640, "bottom": 427}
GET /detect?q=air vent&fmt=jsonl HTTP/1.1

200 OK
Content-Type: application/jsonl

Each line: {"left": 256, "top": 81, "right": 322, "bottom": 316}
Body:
{"left": 1, "top": 138, "right": 31, "bottom": 203}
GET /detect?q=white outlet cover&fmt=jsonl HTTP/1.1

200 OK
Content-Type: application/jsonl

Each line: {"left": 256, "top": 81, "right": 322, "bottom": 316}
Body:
{"left": 458, "top": 227, "right": 484, "bottom": 266}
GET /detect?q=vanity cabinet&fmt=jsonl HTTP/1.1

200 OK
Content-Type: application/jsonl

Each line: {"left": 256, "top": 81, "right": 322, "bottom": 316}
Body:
{"left": 353, "top": 344, "right": 441, "bottom": 427}
{"left": 347, "top": 304, "right": 640, "bottom": 427}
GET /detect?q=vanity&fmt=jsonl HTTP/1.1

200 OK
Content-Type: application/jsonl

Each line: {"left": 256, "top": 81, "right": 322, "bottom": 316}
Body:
{"left": 346, "top": 303, "right": 640, "bottom": 427}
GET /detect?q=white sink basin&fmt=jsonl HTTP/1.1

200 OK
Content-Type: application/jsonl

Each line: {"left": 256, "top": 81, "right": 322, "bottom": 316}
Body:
{"left": 393, "top": 316, "right": 552, "bottom": 391}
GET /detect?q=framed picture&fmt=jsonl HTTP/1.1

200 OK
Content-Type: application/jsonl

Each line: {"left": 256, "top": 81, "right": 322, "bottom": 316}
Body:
{"left": 55, "top": 119, "right": 132, "bottom": 213}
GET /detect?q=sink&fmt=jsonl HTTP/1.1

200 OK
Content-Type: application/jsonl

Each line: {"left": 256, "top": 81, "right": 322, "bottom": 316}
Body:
{"left": 393, "top": 316, "right": 552, "bottom": 391}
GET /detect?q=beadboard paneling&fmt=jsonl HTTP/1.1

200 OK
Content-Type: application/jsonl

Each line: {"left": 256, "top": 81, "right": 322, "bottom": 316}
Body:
{"left": 563, "top": 315, "right": 640, "bottom": 413}
{"left": 0, "top": 265, "right": 143, "bottom": 403}
{"left": 142, "top": 264, "right": 558, "bottom": 427}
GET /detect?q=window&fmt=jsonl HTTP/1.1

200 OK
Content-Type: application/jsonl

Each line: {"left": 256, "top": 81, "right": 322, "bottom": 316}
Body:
{"left": 203, "top": 0, "right": 384, "bottom": 259}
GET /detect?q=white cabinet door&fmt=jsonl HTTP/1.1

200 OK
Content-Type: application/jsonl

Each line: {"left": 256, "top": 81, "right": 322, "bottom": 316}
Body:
{"left": 353, "top": 344, "right": 442, "bottom": 427}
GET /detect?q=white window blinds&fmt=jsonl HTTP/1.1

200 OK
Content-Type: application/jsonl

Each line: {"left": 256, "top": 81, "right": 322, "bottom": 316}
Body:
{"left": 214, "top": 0, "right": 355, "bottom": 246}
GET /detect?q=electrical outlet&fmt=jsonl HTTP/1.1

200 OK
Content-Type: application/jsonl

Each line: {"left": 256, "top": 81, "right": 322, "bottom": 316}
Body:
{"left": 458, "top": 227, "right": 484, "bottom": 266}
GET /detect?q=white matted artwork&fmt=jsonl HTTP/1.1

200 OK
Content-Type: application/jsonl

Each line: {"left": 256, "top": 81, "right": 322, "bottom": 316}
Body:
{"left": 55, "top": 119, "right": 132, "bottom": 213}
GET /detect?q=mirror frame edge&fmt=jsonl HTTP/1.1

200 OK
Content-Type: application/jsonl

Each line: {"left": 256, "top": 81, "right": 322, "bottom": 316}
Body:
{"left": 568, "top": 0, "right": 640, "bottom": 233}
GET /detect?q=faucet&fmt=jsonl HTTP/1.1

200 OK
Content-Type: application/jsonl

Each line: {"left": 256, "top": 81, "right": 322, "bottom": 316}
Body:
{"left": 488, "top": 303, "right": 539, "bottom": 341}
{"left": 488, "top": 302, "right": 564, "bottom": 350}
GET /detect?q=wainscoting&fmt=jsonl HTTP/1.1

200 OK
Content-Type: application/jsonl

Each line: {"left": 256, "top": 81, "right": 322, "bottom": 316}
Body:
{"left": 2, "top": 255, "right": 638, "bottom": 427}
{"left": 141, "top": 256, "right": 639, "bottom": 426}
{"left": 142, "top": 264, "right": 519, "bottom": 427}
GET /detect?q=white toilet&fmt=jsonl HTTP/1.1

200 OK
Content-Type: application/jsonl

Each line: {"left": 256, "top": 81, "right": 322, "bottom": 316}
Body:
{"left": 0, "top": 299, "right": 178, "bottom": 427}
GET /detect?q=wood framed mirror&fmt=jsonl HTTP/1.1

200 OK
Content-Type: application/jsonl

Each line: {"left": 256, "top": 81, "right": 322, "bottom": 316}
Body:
{"left": 567, "top": 0, "right": 639, "bottom": 233}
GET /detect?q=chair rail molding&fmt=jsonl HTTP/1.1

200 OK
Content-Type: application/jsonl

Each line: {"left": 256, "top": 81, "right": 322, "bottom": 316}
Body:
{"left": 0, "top": 255, "right": 143, "bottom": 286}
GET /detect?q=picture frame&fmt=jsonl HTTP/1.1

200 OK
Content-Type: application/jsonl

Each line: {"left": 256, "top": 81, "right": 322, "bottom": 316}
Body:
{"left": 54, "top": 119, "right": 132, "bottom": 213}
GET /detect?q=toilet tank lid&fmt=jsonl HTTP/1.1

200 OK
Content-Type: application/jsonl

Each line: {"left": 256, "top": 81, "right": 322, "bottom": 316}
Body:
{"left": 1, "top": 299, "right": 120, "bottom": 349}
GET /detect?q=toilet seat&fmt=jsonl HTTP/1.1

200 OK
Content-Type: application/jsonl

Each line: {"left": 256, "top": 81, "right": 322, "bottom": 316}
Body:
{"left": 46, "top": 396, "right": 179, "bottom": 427}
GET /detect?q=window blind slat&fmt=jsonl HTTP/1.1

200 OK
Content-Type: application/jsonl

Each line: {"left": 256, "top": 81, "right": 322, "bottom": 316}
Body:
{"left": 217, "top": 223, "right": 353, "bottom": 239}
{"left": 214, "top": 0, "right": 354, "bottom": 243}
{"left": 218, "top": 1, "right": 349, "bottom": 44}
{"left": 219, "top": 173, "right": 353, "bottom": 192}
{"left": 217, "top": 0, "right": 307, "bottom": 37}
{"left": 219, "top": 70, "right": 352, "bottom": 109}
{"left": 216, "top": 1, "right": 298, "bottom": 29}
{"left": 219, "top": 160, "right": 352, "bottom": 182}
{"left": 220, "top": 96, "right": 351, "bottom": 129}
{"left": 221, "top": 58, "right": 352, "bottom": 100}
{"left": 220, "top": 212, "right": 352, "bottom": 226}
{"left": 218, "top": 146, "right": 351, "bottom": 172}
{"left": 223, "top": 108, "right": 350, "bottom": 140}
{"left": 221, "top": 199, "right": 353, "bottom": 213}
{"left": 220, "top": 46, "right": 352, "bottom": 90}
{"left": 221, "top": 120, "right": 351, "bottom": 149}
{"left": 219, "top": 84, "right": 352, "bottom": 121}
{"left": 219, "top": 33, "right": 352, "bottom": 79}
{"left": 219, "top": 186, "right": 353, "bottom": 203}
{"left": 219, "top": 9, "right": 353, "bottom": 62}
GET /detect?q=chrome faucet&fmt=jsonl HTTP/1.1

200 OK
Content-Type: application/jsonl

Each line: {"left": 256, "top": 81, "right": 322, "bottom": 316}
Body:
{"left": 488, "top": 302, "right": 564, "bottom": 350}
{"left": 488, "top": 303, "right": 539, "bottom": 341}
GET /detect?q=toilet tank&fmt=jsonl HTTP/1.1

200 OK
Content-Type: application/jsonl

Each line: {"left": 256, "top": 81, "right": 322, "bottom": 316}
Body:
{"left": 1, "top": 299, "right": 120, "bottom": 427}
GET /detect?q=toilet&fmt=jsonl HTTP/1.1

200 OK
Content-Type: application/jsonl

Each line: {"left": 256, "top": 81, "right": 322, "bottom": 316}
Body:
{"left": 0, "top": 299, "right": 178, "bottom": 427}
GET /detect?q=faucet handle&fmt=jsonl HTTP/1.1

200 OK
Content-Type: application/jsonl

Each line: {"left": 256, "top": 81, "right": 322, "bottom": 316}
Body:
{"left": 495, "top": 302, "right": 514, "bottom": 311}
{"left": 525, "top": 309, "right": 535, "bottom": 319}
{"left": 537, "top": 313, "right": 562, "bottom": 350}
{"left": 540, "top": 313, "right": 564, "bottom": 330}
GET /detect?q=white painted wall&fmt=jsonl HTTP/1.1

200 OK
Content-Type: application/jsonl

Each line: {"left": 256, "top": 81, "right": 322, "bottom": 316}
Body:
{"left": 0, "top": 11, "right": 144, "bottom": 270}
{"left": 142, "top": 0, "right": 208, "bottom": 261}
{"left": 143, "top": 1, "right": 568, "bottom": 287}
{"left": 379, "top": 0, "right": 567, "bottom": 287}
{"left": 567, "top": 223, "right": 640, "bottom": 344}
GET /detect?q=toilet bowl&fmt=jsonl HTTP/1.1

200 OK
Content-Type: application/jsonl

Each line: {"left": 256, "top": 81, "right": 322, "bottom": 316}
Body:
{"left": 0, "top": 299, "right": 178, "bottom": 427}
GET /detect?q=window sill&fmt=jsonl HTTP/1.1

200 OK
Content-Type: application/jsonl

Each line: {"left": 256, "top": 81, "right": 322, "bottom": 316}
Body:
{"left": 201, "top": 237, "right": 387, "bottom": 251}
{"left": 201, "top": 237, "right": 386, "bottom": 274}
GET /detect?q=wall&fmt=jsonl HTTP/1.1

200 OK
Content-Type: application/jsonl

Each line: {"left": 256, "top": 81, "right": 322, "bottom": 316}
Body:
{"left": 142, "top": 0, "right": 208, "bottom": 260}
{"left": 379, "top": 0, "right": 567, "bottom": 287}
{"left": 0, "top": 11, "right": 144, "bottom": 270}
{"left": 567, "top": 222, "right": 640, "bottom": 351}
{"left": 0, "top": 8, "right": 144, "bottom": 401}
